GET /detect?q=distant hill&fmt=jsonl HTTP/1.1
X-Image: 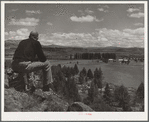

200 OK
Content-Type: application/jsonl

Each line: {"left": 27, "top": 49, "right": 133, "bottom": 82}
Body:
{"left": 5, "top": 40, "right": 144, "bottom": 59}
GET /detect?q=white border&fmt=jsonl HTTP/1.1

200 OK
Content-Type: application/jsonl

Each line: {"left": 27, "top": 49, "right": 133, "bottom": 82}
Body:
{"left": 1, "top": 1, "right": 148, "bottom": 121}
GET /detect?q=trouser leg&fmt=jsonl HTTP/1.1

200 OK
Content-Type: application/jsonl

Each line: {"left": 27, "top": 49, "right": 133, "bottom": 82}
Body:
{"left": 11, "top": 60, "right": 53, "bottom": 87}
{"left": 43, "top": 66, "right": 53, "bottom": 86}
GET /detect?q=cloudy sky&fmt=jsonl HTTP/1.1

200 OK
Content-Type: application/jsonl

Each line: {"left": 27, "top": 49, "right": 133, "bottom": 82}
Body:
{"left": 5, "top": 3, "right": 145, "bottom": 47}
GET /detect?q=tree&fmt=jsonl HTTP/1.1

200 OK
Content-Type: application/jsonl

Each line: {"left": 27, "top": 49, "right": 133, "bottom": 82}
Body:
{"left": 114, "top": 85, "right": 131, "bottom": 111}
{"left": 74, "top": 64, "right": 79, "bottom": 75}
{"left": 87, "top": 69, "right": 93, "bottom": 79}
{"left": 94, "top": 78, "right": 102, "bottom": 88}
{"left": 88, "top": 80, "right": 98, "bottom": 103}
{"left": 65, "top": 67, "right": 71, "bottom": 78}
{"left": 70, "top": 67, "right": 75, "bottom": 76}
{"left": 79, "top": 71, "right": 85, "bottom": 84}
{"left": 137, "top": 82, "right": 144, "bottom": 100}
{"left": 67, "top": 77, "right": 81, "bottom": 102}
{"left": 103, "top": 83, "right": 112, "bottom": 104}
{"left": 82, "top": 67, "right": 87, "bottom": 77}
{"left": 93, "top": 68, "right": 103, "bottom": 88}
{"left": 53, "top": 70, "right": 66, "bottom": 93}
{"left": 94, "top": 68, "right": 99, "bottom": 79}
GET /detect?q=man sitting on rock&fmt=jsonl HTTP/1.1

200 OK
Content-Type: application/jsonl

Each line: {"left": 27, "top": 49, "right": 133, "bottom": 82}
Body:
{"left": 11, "top": 31, "right": 53, "bottom": 92}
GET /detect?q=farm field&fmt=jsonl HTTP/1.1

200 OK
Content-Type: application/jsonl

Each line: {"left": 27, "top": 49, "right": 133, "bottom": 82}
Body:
{"left": 5, "top": 58, "right": 144, "bottom": 89}
{"left": 50, "top": 59, "right": 144, "bottom": 89}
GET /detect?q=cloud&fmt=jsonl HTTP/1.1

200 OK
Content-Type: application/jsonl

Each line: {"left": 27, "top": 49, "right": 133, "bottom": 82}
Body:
{"left": 85, "top": 8, "right": 94, "bottom": 14}
{"left": 9, "top": 18, "right": 39, "bottom": 26}
{"left": 95, "top": 27, "right": 144, "bottom": 47}
{"left": 70, "top": 15, "right": 103, "bottom": 22}
{"left": 134, "top": 23, "right": 143, "bottom": 26}
{"left": 127, "top": 8, "right": 140, "bottom": 13}
{"left": 5, "top": 28, "right": 144, "bottom": 48}
{"left": 26, "top": 10, "right": 41, "bottom": 15}
{"left": 123, "top": 28, "right": 144, "bottom": 35}
{"left": 49, "top": 32, "right": 97, "bottom": 47}
{"left": 5, "top": 32, "right": 9, "bottom": 35}
{"left": 5, "top": 28, "right": 30, "bottom": 40}
{"left": 104, "top": 5, "right": 109, "bottom": 8}
{"left": 98, "top": 8, "right": 104, "bottom": 11}
{"left": 51, "top": 33, "right": 95, "bottom": 40}
{"left": 98, "top": 8, "right": 109, "bottom": 12}
{"left": 47, "top": 22, "right": 53, "bottom": 26}
{"left": 78, "top": 10, "right": 85, "bottom": 16}
{"left": 9, "top": 9, "right": 18, "bottom": 12}
{"left": 128, "top": 12, "right": 144, "bottom": 18}
{"left": 47, "top": 27, "right": 144, "bottom": 47}
{"left": 97, "top": 5, "right": 109, "bottom": 13}
{"left": 16, "top": 28, "right": 29, "bottom": 36}
{"left": 127, "top": 7, "right": 144, "bottom": 18}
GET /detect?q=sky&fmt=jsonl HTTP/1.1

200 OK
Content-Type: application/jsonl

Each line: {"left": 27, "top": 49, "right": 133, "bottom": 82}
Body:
{"left": 5, "top": 3, "right": 145, "bottom": 48}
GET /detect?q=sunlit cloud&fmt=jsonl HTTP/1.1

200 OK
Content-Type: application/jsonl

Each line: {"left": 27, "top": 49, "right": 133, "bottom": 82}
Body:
{"left": 70, "top": 15, "right": 103, "bottom": 22}
{"left": 26, "top": 10, "right": 42, "bottom": 15}
{"left": 127, "top": 8, "right": 141, "bottom": 13}
{"left": 134, "top": 23, "right": 144, "bottom": 26}
{"left": 9, "top": 18, "right": 39, "bottom": 26}
{"left": 5, "top": 28, "right": 30, "bottom": 40}
{"left": 47, "top": 22, "right": 53, "bottom": 26}
{"left": 128, "top": 12, "right": 144, "bottom": 18}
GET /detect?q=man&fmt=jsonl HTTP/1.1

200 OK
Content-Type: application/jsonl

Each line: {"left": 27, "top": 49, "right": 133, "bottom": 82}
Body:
{"left": 11, "top": 31, "right": 53, "bottom": 92}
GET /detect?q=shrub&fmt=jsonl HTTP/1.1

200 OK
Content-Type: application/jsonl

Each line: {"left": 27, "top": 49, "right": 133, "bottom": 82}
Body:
{"left": 90, "top": 97, "right": 114, "bottom": 111}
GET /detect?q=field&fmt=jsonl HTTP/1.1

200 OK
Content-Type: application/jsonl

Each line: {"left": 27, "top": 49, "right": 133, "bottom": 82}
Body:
{"left": 49, "top": 59, "right": 144, "bottom": 89}
{"left": 5, "top": 57, "right": 144, "bottom": 89}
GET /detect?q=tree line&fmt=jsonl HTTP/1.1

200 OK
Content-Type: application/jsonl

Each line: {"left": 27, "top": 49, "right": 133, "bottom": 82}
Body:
{"left": 74, "top": 53, "right": 116, "bottom": 60}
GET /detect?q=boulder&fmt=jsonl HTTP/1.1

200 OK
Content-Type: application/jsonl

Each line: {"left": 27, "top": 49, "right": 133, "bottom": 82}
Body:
{"left": 67, "top": 102, "right": 94, "bottom": 111}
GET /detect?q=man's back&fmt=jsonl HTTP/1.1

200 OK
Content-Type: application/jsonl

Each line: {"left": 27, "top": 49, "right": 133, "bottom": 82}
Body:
{"left": 13, "top": 38, "right": 46, "bottom": 62}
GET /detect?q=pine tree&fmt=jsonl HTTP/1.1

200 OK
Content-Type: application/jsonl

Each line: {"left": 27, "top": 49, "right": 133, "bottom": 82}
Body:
{"left": 82, "top": 67, "right": 87, "bottom": 76}
{"left": 67, "top": 77, "right": 81, "bottom": 102}
{"left": 74, "top": 64, "right": 79, "bottom": 75}
{"left": 103, "top": 83, "right": 112, "bottom": 104}
{"left": 137, "top": 82, "right": 144, "bottom": 100}
{"left": 65, "top": 67, "right": 71, "bottom": 78}
{"left": 70, "top": 67, "right": 75, "bottom": 76}
{"left": 53, "top": 71, "right": 66, "bottom": 93}
{"left": 114, "top": 85, "right": 131, "bottom": 111}
{"left": 88, "top": 80, "right": 98, "bottom": 103}
{"left": 93, "top": 68, "right": 103, "bottom": 88}
{"left": 94, "top": 68, "right": 99, "bottom": 79}
{"left": 79, "top": 71, "right": 85, "bottom": 84}
{"left": 87, "top": 69, "right": 93, "bottom": 79}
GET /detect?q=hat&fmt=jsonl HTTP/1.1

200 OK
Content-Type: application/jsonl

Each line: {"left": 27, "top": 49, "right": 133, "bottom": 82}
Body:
{"left": 29, "top": 31, "right": 39, "bottom": 40}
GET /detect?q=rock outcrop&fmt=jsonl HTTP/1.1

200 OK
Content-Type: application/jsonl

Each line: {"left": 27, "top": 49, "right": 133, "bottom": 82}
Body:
{"left": 5, "top": 68, "right": 95, "bottom": 112}
{"left": 5, "top": 88, "right": 69, "bottom": 112}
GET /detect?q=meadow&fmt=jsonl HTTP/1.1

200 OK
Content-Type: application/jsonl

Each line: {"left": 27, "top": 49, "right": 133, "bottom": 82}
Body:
{"left": 5, "top": 57, "right": 144, "bottom": 89}
{"left": 50, "top": 59, "right": 144, "bottom": 89}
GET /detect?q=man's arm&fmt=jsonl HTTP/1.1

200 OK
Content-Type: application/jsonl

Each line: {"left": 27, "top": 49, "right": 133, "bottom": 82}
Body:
{"left": 35, "top": 41, "right": 47, "bottom": 62}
